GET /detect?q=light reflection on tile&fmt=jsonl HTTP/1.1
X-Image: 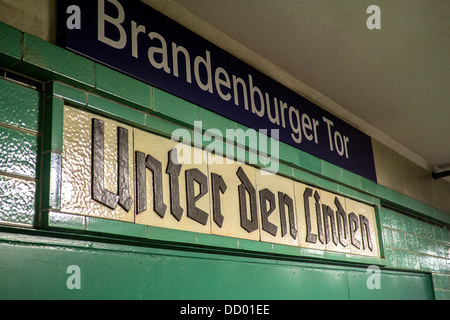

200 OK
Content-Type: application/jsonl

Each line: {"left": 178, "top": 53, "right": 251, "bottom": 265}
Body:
{"left": 61, "top": 106, "right": 134, "bottom": 222}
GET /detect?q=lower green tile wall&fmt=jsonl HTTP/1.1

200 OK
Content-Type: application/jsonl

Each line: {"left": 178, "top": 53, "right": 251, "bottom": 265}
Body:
{"left": 0, "top": 230, "right": 435, "bottom": 300}
{"left": 380, "top": 207, "right": 450, "bottom": 299}
{"left": 0, "top": 22, "right": 449, "bottom": 299}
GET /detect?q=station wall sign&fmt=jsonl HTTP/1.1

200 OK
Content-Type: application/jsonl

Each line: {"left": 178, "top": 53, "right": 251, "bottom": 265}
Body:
{"left": 60, "top": 105, "right": 380, "bottom": 258}
{"left": 59, "top": 0, "right": 377, "bottom": 182}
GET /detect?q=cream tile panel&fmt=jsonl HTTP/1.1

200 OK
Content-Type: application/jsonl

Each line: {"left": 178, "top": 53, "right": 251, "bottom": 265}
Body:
{"left": 296, "top": 183, "right": 326, "bottom": 251}
{"left": 134, "top": 129, "right": 210, "bottom": 234}
{"left": 209, "top": 156, "right": 260, "bottom": 241}
{"left": 60, "top": 106, "right": 381, "bottom": 258}
{"left": 256, "top": 171, "right": 297, "bottom": 246}
{"left": 345, "top": 198, "right": 380, "bottom": 258}
{"left": 61, "top": 106, "right": 134, "bottom": 222}
{"left": 320, "top": 190, "right": 350, "bottom": 254}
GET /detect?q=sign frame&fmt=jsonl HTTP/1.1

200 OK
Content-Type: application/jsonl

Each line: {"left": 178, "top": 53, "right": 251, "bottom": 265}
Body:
{"left": 41, "top": 83, "right": 385, "bottom": 264}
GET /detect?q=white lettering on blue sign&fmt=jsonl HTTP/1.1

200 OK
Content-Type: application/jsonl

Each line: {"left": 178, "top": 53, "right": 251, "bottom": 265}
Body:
{"left": 60, "top": 0, "right": 377, "bottom": 182}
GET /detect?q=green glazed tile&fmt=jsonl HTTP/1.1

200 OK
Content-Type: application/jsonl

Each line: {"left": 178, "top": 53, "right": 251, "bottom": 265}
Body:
{"left": 0, "top": 78, "right": 41, "bottom": 132}
{"left": 22, "top": 33, "right": 95, "bottom": 87}
{"left": 0, "top": 126, "right": 38, "bottom": 179}
{"left": 153, "top": 88, "right": 199, "bottom": 126}
{"left": 41, "top": 152, "right": 62, "bottom": 210}
{"left": 0, "top": 175, "right": 36, "bottom": 226}
{"left": 320, "top": 160, "right": 342, "bottom": 182}
{"left": 315, "top": 176, "right": 339, "bottom": 193}
{"left": 296, "top": 150, "right": 321, "bottom": 174}
{"left": 197, "top": 233, "right": 238, "bottom": 249}
{"left": 86, "top": 216, "right": 147, "bottom": 239}
{"left": 338, "top": 185, "right": 357, "bottom": 198}
{"left": 238, "top": 239, "right": 272, "bottom": 253}
{"left": 360, "top": 177, "right": 377, "bottom": 196}
{"left": 277, "top": 143, "right": 297, "bottom": 165}
{"left": 87, "top": 94, "right": 146, "bottom": 126}
{"left": 147, "top": 226, "right": 197, "bottom": 245}
{"left": 145, "top": 114, "right": 192, "bottom": 139}
{"left": 324, "top": 250, "right": 347, "bottom": 262}
{"left": 271, "top": 243, "right": 301, "bottom": 256}
{"left": 356, "top": 191, "right": 375, "bottom": 204}
{"left": 292, "top": 168, "right": 317, "bottom": 185}
{"left": 392, "top": 229, "right": 406, "bottom": 249}
{"left": 341, "top": 169, "right": 361, "bottom": 189}
{"left": 376, "top": 184, "right": 391, "bottom": 201}
{"left": 382, "top": 227, "right": 393, "bottom": 247}
{"left": 52, "top": 81, "right": 87, "bottom": 106}
{"left": 300, "top": 247, "right": 325, "bottom": 259}
{"left": 95, "top": 64, "right": 152, "bottom": 110}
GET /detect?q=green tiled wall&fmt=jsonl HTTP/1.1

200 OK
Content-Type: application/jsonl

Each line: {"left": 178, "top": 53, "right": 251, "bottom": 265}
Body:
{"left": 0, "top": 75, "right": 41, "bottom": 227}
{"left": 380, "top": 207, "right": 450, "bottom": 299}
{"left": 0, "top": 21, "right": 449, "bottom": 299}
{"left": 0, "top": 175, "right": 36, "bottom": 225}
{"left": 0, "top": 77, "right": 40, "bottom": 131}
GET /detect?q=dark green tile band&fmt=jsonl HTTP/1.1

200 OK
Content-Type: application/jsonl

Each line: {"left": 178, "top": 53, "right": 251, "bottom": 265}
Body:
{"left": 153, "top": 87, "right": 199, "bottom": 126}
{"left": 52, "top": 81, "right": 87, "bottom": 107}
{"left": 95, "top": 64, "right": 152, "bottom": 111}
{"left": 43, "top": 211, "right": 388, "bottom": 266}
{"left": 21, "top": 33, "right": 95, "bottom": 88}
{"left": 0, "top": 175, "right": 36, "bottom": 226}
{"left": 86, "top": 216, "right": 148, "bottom": 239}
{"left": 87, "top": 93, "right": 146, "bottom": 126}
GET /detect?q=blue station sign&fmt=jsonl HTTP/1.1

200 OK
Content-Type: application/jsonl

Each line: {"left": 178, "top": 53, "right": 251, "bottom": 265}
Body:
{"left": 59, "top": 0, "right": 377, "bottom": 182}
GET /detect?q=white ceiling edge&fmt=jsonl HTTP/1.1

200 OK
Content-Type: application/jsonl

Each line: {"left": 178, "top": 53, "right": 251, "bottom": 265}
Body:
{"left": 142, "top": 0, "right": 439, "bottom": 175}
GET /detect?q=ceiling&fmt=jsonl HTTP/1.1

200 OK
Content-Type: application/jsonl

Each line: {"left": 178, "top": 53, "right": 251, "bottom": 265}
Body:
{"left": 170, "top": 0, "right": 450, "bottom": 171}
